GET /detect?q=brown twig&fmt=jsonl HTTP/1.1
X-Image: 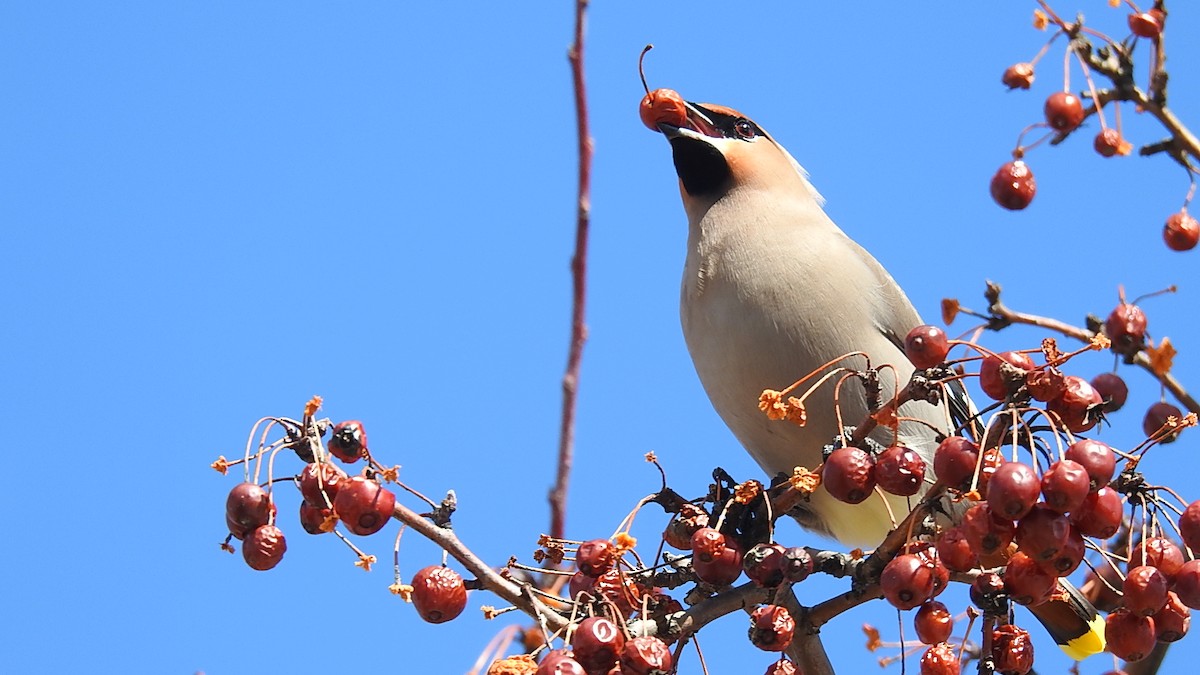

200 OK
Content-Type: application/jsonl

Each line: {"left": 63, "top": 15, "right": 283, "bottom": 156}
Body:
{"left": 550, "top": 0, "right": 593, "bottom": 542}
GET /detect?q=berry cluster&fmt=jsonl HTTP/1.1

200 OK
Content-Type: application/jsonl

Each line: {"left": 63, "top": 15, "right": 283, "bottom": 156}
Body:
{"left": 989, "top": 2, "right": 1199, "bottom": 252}
{"left": 213, "top": 401, "right": 470, "bottom": 626}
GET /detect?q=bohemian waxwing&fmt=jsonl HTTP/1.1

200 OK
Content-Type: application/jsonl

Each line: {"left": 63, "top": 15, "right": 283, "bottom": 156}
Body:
{"left": 653, "top": 97, "right": 1104, "bottom": 660}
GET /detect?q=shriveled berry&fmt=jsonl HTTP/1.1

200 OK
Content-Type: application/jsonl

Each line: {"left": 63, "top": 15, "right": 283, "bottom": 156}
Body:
{"left": 410, "top": 565, "right": 468, "bottom": 623}
{"left": 1124, "top": 565, "right": 1169, "bottom": 616}
{"left": 963, "top": 503, "right": 1015, "bottom": 557}
{"left": 1175, "top": 560, "right": 1200, "bottom": 609}
{"left": 881, "top": 553, "right": 936, "bottom": 610}
{"left": 298, "top": 501, "right": 333, "bottom": 535}
{"left": 537, "top": 651, "right": 586, "bottom": 675}
{"left": 1164, "top": 211, "right": 1200, "bottom": 251}
{"left": 920, "top": 642, "right": 961, "bottom": 675}
{"left": 1046, "top": 375, "right": 1103, "bottom": 433}
{"left": 1070, "top": 486, "right": 1123, "bottom": 538}
{"left": 782, "top": 546, "right": 814, "bottom": 583}
{"left": 298, "top": 461, "right": 348, "bottom": 507}
{"left": 1002, "top": 62, "right": 1035, "bottom": 90}
{"left": 1044, "top": 91, "right": 1085, "bottom": 132}
{"left": 1154, "top": 591, "right": 1190, "bottom": 642}
{"left": 1128, "top": 537, "right": 1185, "bottom": 583}
{"left": 990, "top": 161, "right": 1036, "bottom": 211}
{"left": 225, "top": 482, "right": 274, "bottom": 541}
{"left": 333, "top": 476, "right": 396, "bottom": 536}
{"left": 663, "top": 503, "right": 708, "bottom": 550}
{"left": 970, "top": 572, "right": 1008, "bottom": 615}
{"left": 905, "top": 325, "right": 950, "bottom": 369}
{"left": 988, "top": 462, "right": 1040, "bottom": 520}
{"left": 991, "top": 624, "right": 1034, "bottom": 675}
{"left": 692, "top": 540, "right": 743, "bottom": 586}
{"left": 242, "top": 524, "right": 286, "bottom": 570}
{"left": 1129, "top": 10, "right": 1164, "bottom": 38}
{"left": 690, "top": 527, "right": 727, "bottom": 564}
{"left": 1025, "top": 367, "right": 1066, "bottom": 402}
{"left": 620, "top": 636, "right": 672, "bottom": 675}
{"left": 763, "top": 659, "right": 798, "bottom": 675}
{"left": 979, "top": 351, "right": 1035, "bottom": 400}
{"left": 743, "top": 543, "right": 787, "bottom": 588}
{"left": 1064, "top": 439, "right": 1115, "bottom": 492}
{"left": 573, "top": 617, "right": 625, "bottom": 674}
{"left": 1143, "top": 400, "right": 1184, "bottom": 442}
{"left": 577, "top": 539, "right": 617, "bottom": 577}
{"left": 1106, "top": 303, "right": 1148, "bottom": 356}
{"left": 1105, "top": 608, "right": 1157, "bottom": 662}
{"left": 933, "top": 436, "right": 980, "bottom": 490}
{"left": 1040, "top": 459, "right": 1089, "bottom": 513}
{"left": 748, "top": 604, "right": 795, "bottom": 652}
{"left": 1004, "top": 551, "right": 1056, "bottom": 606}
{"left": 593, "top": 569, "right": 642, "bottom": 617}
{"left": 876, "top": 444, "right": 927, "bottom": 497}
{"left": 1091, "top": 372, "right": 1129, "bottom": 413}
{"left": 823, "top": 446, "right": 876, "bottom": 504}
{"left": 1180, "top": 501, "right": 1200, "bottom": 553}
{"left": 1094, "top": 128, "right": 1131, "bottom": 157}
{"left": 914, "top": 600, "right": 954, "bottom": 644}
{"left": 1016, "top": 505, "right": 1070, "bottom": 562}
{"left": 936, "top": 526, "right": 979, "bottom": 572}
{"left": 327, "top": 420, "right": 368, "bottom": 463}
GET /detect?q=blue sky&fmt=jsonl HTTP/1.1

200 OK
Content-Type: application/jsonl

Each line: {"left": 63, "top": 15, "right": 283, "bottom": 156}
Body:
{"left": 4, "top": 2, "right": 1200, "bottom": 673}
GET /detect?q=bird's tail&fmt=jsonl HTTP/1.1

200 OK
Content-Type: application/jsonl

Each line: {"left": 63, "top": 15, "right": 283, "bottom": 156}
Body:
{"left": 1027, "top": 579, "right": 1106, "bottom": 660}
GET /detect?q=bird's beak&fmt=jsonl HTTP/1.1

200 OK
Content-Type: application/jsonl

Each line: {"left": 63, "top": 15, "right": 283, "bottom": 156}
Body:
{"left": 658, "top": 102, "right": 721, "bottom": 141}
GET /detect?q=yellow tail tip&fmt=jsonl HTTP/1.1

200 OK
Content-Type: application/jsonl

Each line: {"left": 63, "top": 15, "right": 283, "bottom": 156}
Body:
{"left": 1059, "top": 614, "right": 1106, "bottom": 661}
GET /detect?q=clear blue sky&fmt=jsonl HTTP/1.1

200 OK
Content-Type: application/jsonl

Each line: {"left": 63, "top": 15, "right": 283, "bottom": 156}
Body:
{"left": 4, "top": 2, "right": 1200, "bottom": 673}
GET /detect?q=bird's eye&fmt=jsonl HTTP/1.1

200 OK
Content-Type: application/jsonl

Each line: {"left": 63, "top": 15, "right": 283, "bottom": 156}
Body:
{"left": 734, "top": 119, "right": 756, "bottom": 139}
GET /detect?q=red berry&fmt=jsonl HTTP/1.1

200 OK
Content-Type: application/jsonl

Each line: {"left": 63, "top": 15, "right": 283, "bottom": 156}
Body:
{"left": 933, "top": 436, "right": 980, "bottom": 490}
{"left": 991, "top": 624, "right": 1035, "bottom": 675}
{"left": 333, "top": 476, "right": 396, "bottom": 536}
{"left": 242, "top": 524, "right": 286, "bottom": 570}
{"left": 748, "top": 605, "right": 796, "bottom": 652}
{"left": 1124, "top": 565, "right": 1169, "bottom": 616}
{"left": 823, "top": 446, "right": 877, "bottom": 504}
{"left": 573, "top": 617, "right": 625, "bottom": 674}
{"left": 905, "top": 325, "right": 950, "bottom": 369}
{"left": 976, "top": 447, "right": 1006, "bottom": 499}
{"left": 1044, "top": 91, "right": 1085, "bottom": 132}
{"left": 743, "top": 543, "right": 787, "bottom": 588}
{"left": 1002, "top": 63, "right": 1035, "bottom": 90}
{"left": 1004, "top": 551, "right": 1056, "bottom": 606}
{"left": 979, "top": 351, "right": 1035, "bottom": 400}
{"left": 920, "top": 642, "right": 961, "bottom": 675}
{"left": 298, "top": 501, "right": 333, "bottom": 535}
{"left": 914, "top": 600, "right": 954, "bottom": 644}
{"left": 1094, "top": 128, "right": 1130, "bottom": 157}
{"left": 1105, "top": 609, "right": 1157, "bottom": 662}
{"left": 1046, "top": 375, "right": 1103, "bottom": 433}
{"left": 225, "top": 482, "right": 274, "bottom": 540}
{"left": 1064, "top": 439, "right": 1116, "bottom": 492}
{"left": 1175, "top": 560, "right": 1200, "bottom": 609}
{"left": 881, "top": 553, "right": 937, "bottom": 610}
{"left": 970, "top": 572, "right": 1007, "bottom": 614}
{"left": 988, "top": 462, "right": 1041, "bottom": 520}
{"left": 328, "top": 420, "right": 368, "bottom": 463}
{"left": 1091, "top": 372, "right": 1129, "bottom": 413}
{"left": 1025, "top": 368, "right": 1066, "bottom": 403}
{"left": 963, "top": 503, "right": 1015, "bottom": 557}
{"left": 298, "top": 461, "right": 348, "bottom": 507}
{"left": 1039, "top": 460, "right": 1090, "bottom": 513}
{"left": 537, "top": 651, "right": 586, "bottom": 675}
{"left": 763, "top": 659, "right": 799, "bottom": 675}
{"left": 990, "top": 161, "right": 1036, "bottom": 210}
{"left": 1153, "top": 591, "right": 1191, "bottom": 642}
{"left": 577, "top": 539, "right": 617, "bottom": 577}
{"left": 1038, "top": 524, "right": 1085, "bottom": 577}
{"left": 1143, "top": 401, "right": 1184, "bottom": 442}
{"left": 1015, "top": 504, "right": 1070, "bottom": 562}
{"left": 1106, "top": 303, "right": 1148, "bottom": 356}
{"left": 410, "top": 565, "right": 468, "bottom": 623}
{"left": 690, "top": 527, "right": 726, "bottom": 563}
{"left": 1129, "top": 11, "right": 1164, "bottom": 38}
{"left": 639, "top": 88, "right": 688, "bottom": 132}
{"left": 876, "top": 444, "right": 927, "bottom": 496}
{"left": 593, "top": 569, "right": 643, "bottom": 617}
{"left": 907, "top": 541, "right": 950, "bottom": 598}
{"left": 1164, "top": 211, "right": 1200, "bottom": 251}
{"left": 663, "top": 504, "right": 708, "bottom": 550}
{"left": 936, "top": 526, "right": 979, "bottom": 572}
{"left": 1070, "top": 486, "right": 1123, "bottom": 538}
{"left": 1129, "top": 537, "right": 1185, "bottom": 583}
{"left": 1180, "top": 501, "right": 1200, "bottom": 553}
{"left": 692, "top": 540, "right": 743, "bottom": 586}
{"left": 620, "top": 636, "right": 672, "bottom": 675}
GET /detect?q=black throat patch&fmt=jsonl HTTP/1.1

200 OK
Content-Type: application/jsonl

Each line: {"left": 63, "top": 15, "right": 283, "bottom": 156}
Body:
{"left": 670, "top": 135, "right": 731, "bottom": 197}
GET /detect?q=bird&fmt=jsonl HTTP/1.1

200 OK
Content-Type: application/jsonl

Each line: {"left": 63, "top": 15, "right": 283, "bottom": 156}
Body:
{"left": 649, "top": 93, "right": 1104, "bottom": 660}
